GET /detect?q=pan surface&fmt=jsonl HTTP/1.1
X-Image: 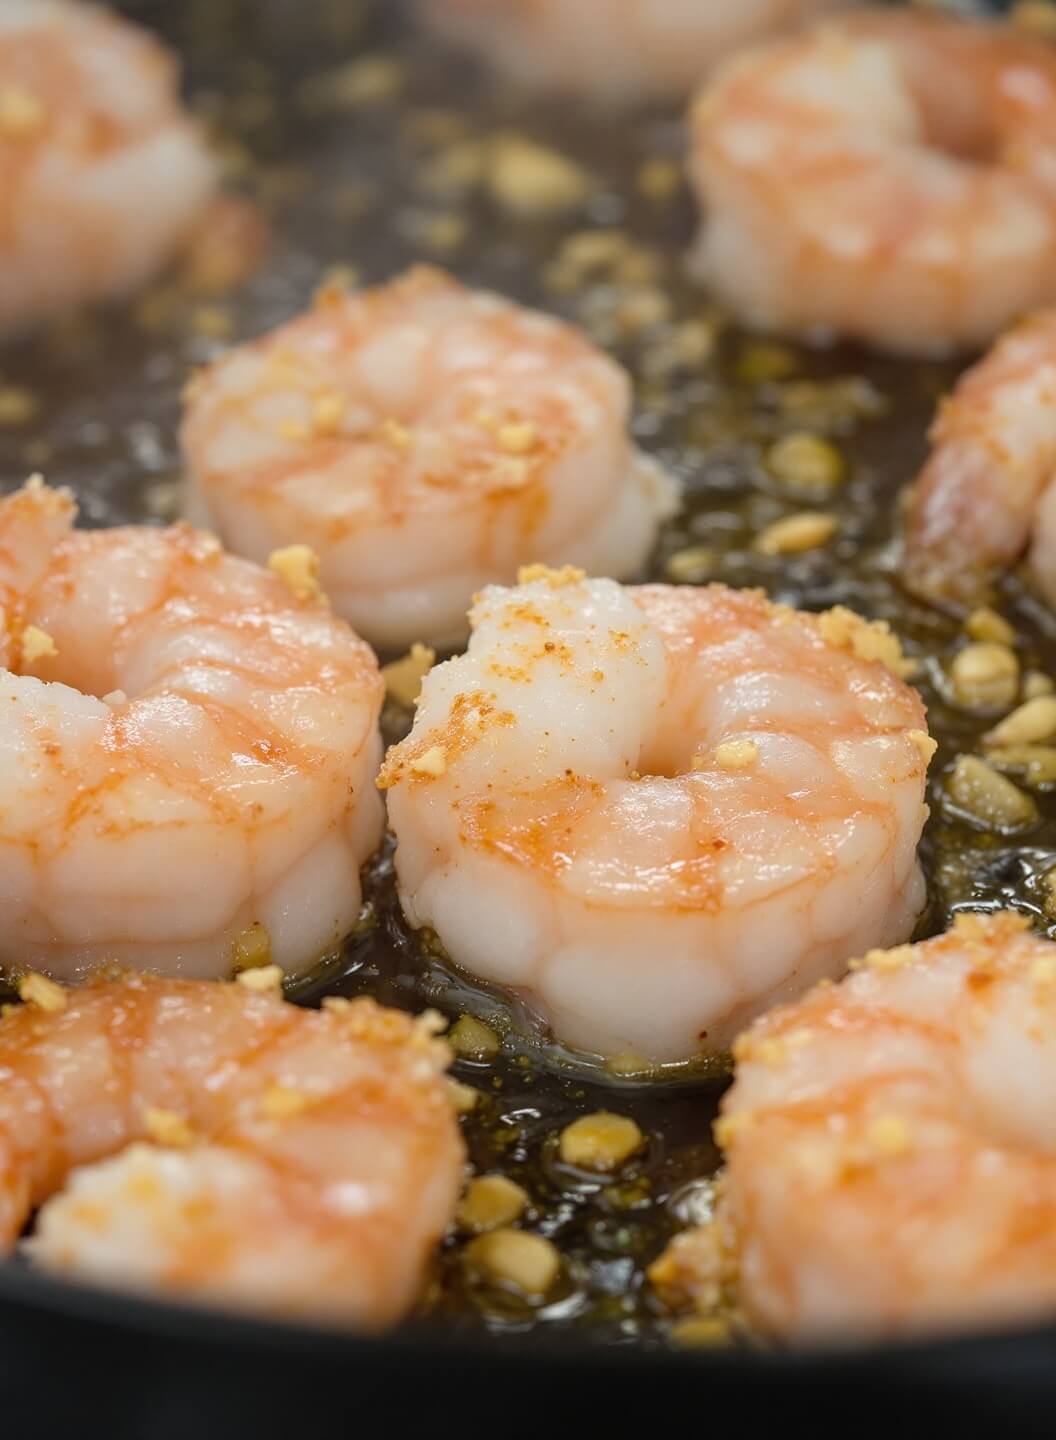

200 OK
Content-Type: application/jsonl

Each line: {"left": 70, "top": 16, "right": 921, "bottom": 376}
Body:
{"left": 3, "top": 0, "right": 1056, "bottom": 1429}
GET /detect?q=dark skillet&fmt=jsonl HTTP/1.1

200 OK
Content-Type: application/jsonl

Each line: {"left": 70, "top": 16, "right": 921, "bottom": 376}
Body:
{"left": 3, "top": 1, "right": 1056, "bottom": 1432}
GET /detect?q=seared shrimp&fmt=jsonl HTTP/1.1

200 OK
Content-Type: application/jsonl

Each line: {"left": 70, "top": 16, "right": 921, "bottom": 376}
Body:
{"left": 181, "top": 267, "right": 678, "bottom": 652}
{"left": 905, "top": 308, "right": 1056, "bottom": 609}
{"left": 380, "top": 567, "right": 932, "bottom": 1063}
{"left": 0, "top": 0, "right": 216, "bottom": 336}
{"left": 688, "top": 10, "right": 1056, "bottom": 354}
{"left": 0, "top": 972, "right": 463, "bottom": 1327}
{"left": 0, "top": 478, "right": 383, "bottom": 982}
{"left": 421, "top": 0, "right": 857, "bottom": 105}
{"left": 654, "top": 913, "right": 1056, "bottom": 1341}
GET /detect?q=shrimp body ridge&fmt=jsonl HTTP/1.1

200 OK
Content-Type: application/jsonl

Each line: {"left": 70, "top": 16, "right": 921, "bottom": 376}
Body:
{"left": 181, "top": 266, "right": 678, "bottom": 652}
{"left": 688, "top": 10, "right": 1056, "bottom": 354}
{"left": 1, "top": 974, "right": 464, "bottom": 1327}
{"left": 0, "top": 478, "right": 384, "bottom": 983}
{"left": 382, "top": 570, "right": 932, "bottom": 1063}
{"left": 658, "top": 914, "right": 1056, "bottom": 1341}
{"left": 0, "top": 0, "right": 216, "bottom": 335}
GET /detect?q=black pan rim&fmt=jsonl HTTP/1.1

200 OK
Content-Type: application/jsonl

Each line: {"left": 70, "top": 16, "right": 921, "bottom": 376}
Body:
{"left": 3, "top": 1253, "right": 1056, "bottom": 1378}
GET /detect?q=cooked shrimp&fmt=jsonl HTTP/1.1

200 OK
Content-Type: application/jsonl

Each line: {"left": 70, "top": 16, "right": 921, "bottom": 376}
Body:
{"left": 0, "top": 477, "right": 383, "bottom": 983}
{"left": 653, "top": 912, "right": 1056, "bottom": 1341}
{"left": 380, "top": 567, "right": 932, "bottom": 1063}
{"left": 0, "top": 972, "right": 463, "bottom": 1327}
{"left": 181, "top": 266, "right": 678, "bottom": 653}
{"left": 905, "top": 308, "right": 1056, "bottom": 609}
{"left": 0, "top": 0, "right": 216, "bottom": 336}
{"left": 688, "top": 10, "right": 1056, "bottom": 354}
{"left": 421, "top": 0, "right": 858, "bottom": 105}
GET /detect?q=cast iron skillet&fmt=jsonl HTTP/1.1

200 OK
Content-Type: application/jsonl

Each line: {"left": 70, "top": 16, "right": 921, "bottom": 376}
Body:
{"left": 3, "top": 1, "right": 1056, "bottom": 1432}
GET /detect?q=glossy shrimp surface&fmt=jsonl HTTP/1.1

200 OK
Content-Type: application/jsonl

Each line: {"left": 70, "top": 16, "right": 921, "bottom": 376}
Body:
{"left": 421, "top": 0, "right": 857, "bottom": 105}
{"left": 381, "top": 568, "right": 932, "bottom": 1063}
{"left": 656, "top": 913, "right": 1056, "bottom": 1341}
{"left": 0, "top": 478, "right": 384, "bottom": 983}
{"left": 0, "top": 973, "right": 463, "bottom": 1327}
{"left": 0, "top": 0, "right": 216, "bottom": 336}
{"left": 181, "top": 267, "right": 678, "bottom": 652}
{"left": 688, "top": 10, "right": 1056, "bottom": 355}
{"left": 905, "top": 308, "right": 1056, "bottom": 610}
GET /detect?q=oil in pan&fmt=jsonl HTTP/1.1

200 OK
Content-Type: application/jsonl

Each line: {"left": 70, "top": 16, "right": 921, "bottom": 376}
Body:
{"left": 2, "top": 0, "right": 1055, "bottom": 1346}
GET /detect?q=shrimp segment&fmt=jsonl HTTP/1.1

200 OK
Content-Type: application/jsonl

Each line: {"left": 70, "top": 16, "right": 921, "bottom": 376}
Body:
{"left": 688, "top": 11, "right": 1056, "bottom": 354}
{"left": 0, "top": 478, "right": 384, "bottom": 983}
{"left": 658, "top": 913, "right": 1056, "bottom": 1341}
{"left": 0, "top": 974, "right": 464, "bottom": 1327}
{"left": 905, "top": 309, "right": 1056, "bottom": 609}
{"left": 421, "top": 0, "right": 857, "bottom": 105}
{"left": 0, "top": 0, "right": 216, "bottom": 335}
{"left": 181, "top": 267, "right": 678, "bottom": 652}
{"left": 381, "top": 570, "right": 931, "bottom": 1063}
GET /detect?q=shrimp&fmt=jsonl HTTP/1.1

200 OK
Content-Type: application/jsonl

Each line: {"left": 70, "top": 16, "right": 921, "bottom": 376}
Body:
{"left": 904, "top": 308, "right": 1056, "bottom": 610}
{"left": 0, "top": 0, "right": 216, "bottom": 336}
{"left": 653, "top": 912, "right": 1056, "bottom": 1341}
{"left": 0, "top": 477, "right": 384, "bottom": 983}
{"left": 0, "top": 972, "right": 463, "bottom": 1327}
{"left": 180, "top": 266, "right": 678, "bottom": 653}
{"left": 380, "top": 567, "right": 932, "bottom": 1063}
{"left": 688, "top": 10, "right": 1056, "bottom": 355}
{"left": 420, "top": 0, "right": 858, "bottom": 106}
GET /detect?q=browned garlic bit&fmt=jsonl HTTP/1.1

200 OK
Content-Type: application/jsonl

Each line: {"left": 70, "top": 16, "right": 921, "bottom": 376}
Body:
{"left": 463, "top": 1229, "right": 561, "bottom": 1299}
{"left": 766, "top": 433, "right": 844, "bottom": 495}
{"left": 267, "top": 544, "right": 325, "bottom": 602}
{"left": 382, "top": 643, "right": 436, "bottom": 707}
{"left": 950, "top": 643, "right": 1019, "bottom": 710}
{"left": 16, "top": 971, "right": 67, "bottom": 1013}
{"left": 486, "top": 135, "right": 592, "bottom": 217}
{"left": 457, "top": 1176, "right": 529, "bottom": 1233}
{"left": 448, "top": 1013, "right": 501, "bottom": 1061}
{"left": 559, "top": 1112, "right": 644, "bottom": 1172}
{"left": 946, "top": 755, "right": 1038, "bottom": 831}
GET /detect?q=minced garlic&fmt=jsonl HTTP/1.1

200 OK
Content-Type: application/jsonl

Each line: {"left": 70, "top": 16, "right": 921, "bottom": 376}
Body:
{"left": 486, "top": 135, "right": 591, "bottom": 216}
{"left": 260, "top": 1084, "right": 309, "bottom": 1120}
{"left": 946, "top": 754, "right": 1037, "bottom": 831}
{"left": 381, "top": 416, "right": 411, "bottom": 449}
{"left": 816, "top": 606, "right": 913, "bottom": 679}
{"left": 0, "top": 387, "right": 39, "bottom": 427}
{"left": 21, "top": 625, "right": 57, "bottom": 665}
{"left": 448, "top": 1079, "right": 480, "bottom": 1113}
{"left": 268, "top": 544, "right": 324, "bottom": 602}
{"left": 463, "top": 1228, "right": 560, "bottom": 1297}
{"left": 0, "top": 84, "right": 44, "bottom": 138}
{"left": 559, "top": 1112, "right": 643, "bottom": 1172}
{"left": 496, "top": 421, "right": 538, "bottom": 455}
{"left": 311, "top": 391, "right": 345, "bottom": 436}
{"left": 867, "top": 1115, "right": 911, "bottom": 1157}
{"left": 908, "top": 729, "right": 938, "bottom": 765}
{"left": 457, "top": 1175, "right": 528, "bottom": 1233}
{"left": 143, "top": 1107, "right": 194, "bottom": 1149}
{"left": 714, "top": 739, "right": 758, "bottom": 772}
{"left": 236, "top": 963, "right": 284, "bottom": 993}
{"left": 985, "top": 696, "right": 1056, "bottom": 748}
{"left": 448, "top": 1013, "right": 500, "bottom": 1060}
{"left": 409, "top": 744, "right": 447, "bottom": 779}
{"left": 382, "top": 642, "right": 436, "bottom": 707}
{"left": 17, "top": 971, "right": 66, "bottom": 1012}
{"left": 965, "top": 607, "right": 1015, "bottom": 647}
{"left": 517, "top": 563, "right": 585, "bottom": 588}
{"left": 950, "top": 643, "right": 1019, "bottom": 710}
